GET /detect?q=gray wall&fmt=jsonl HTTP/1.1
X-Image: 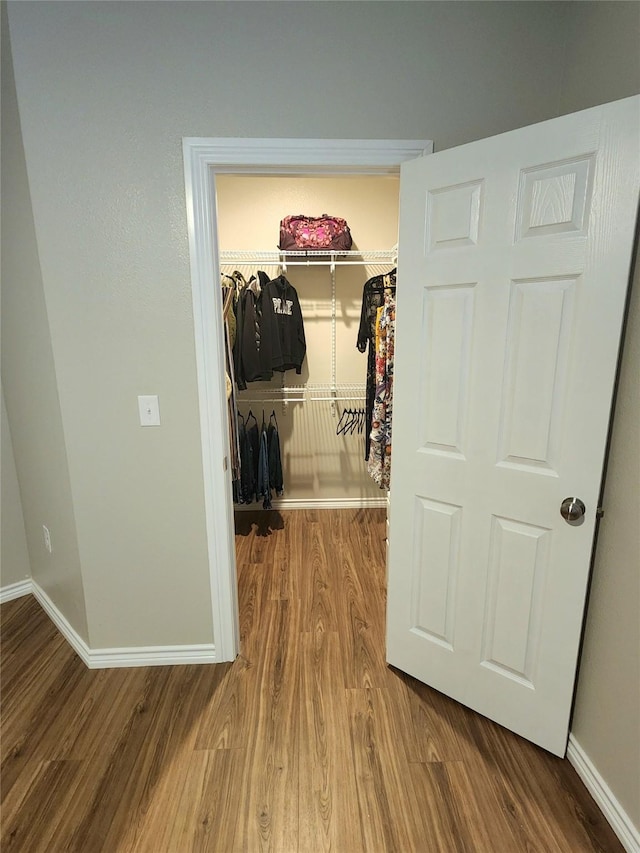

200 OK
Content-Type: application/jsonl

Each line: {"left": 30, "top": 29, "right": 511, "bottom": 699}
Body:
{"left": 1, "top": 387, "right": 31, "bottom": 589}
{"left": 558, "top": 0, "right": 640, "bottom": 831}
{"left": 1, "top": 3, "right": 88, "bottom": 638}
{"left": 572, "top": 258, "right": 640, "bottom": 831}
{"left": 559, "top": 0, "right": 640, "bottom": 115}
{"left": 2, "top": 1, "right": 639, "bottom": 828}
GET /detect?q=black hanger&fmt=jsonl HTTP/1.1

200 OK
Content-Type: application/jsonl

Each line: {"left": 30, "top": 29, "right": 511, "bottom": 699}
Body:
{"left": 336, "top": 407, "right": 353, "bottom": 436}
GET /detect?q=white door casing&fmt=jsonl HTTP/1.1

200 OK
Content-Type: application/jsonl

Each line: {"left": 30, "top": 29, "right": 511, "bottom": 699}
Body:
{"left": 182, "top": 138, "right": 433, "bottom": 662}
{"left": 386, "top": 97, "right": 640, "bottom": 756}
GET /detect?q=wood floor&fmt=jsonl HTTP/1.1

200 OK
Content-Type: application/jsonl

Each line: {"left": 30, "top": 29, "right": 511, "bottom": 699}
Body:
{"left": 1, "top": 509, "right": 623, "bottom": 852}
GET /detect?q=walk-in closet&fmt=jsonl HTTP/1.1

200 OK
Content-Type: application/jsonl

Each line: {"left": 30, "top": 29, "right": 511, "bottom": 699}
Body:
{"left": 216, "top": 175, "right": 399, "bottom": 660}
{"left": 217, "top": 174, "right": 399, "bottom": 507}
{"left": 216, "top": 174, "right": 400, "bottom": 619}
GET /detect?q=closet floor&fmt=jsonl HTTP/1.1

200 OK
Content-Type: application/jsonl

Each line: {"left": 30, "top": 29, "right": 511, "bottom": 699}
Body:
{"left": 1, "top": 508, "right": 623, "bottom": 852}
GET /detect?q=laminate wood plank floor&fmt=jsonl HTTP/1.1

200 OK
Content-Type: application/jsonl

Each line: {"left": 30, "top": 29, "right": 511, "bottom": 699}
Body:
{"left": 1, "top": 509, "right": 623, "bottom": 852}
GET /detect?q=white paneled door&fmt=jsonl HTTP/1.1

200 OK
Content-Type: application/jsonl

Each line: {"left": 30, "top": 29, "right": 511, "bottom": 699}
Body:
{"left": 386, "top": 97, "right": 640, "bottom": 756}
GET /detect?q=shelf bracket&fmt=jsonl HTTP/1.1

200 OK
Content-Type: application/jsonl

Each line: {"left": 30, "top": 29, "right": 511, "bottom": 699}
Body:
{"left": 330, "top": 261, "right": 337, "bottom": 417}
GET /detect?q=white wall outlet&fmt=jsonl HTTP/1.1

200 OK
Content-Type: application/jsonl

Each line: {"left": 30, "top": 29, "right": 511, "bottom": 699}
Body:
{"left": 138, "top": 395, "right": 161, "bottom": 426}
{"left": 43, "top": 525, "right": 52, "bottom": 553}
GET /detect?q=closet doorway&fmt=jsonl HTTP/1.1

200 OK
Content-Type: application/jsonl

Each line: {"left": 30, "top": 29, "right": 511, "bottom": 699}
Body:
{"left": 183, "top": 138, "right": 431, "bottom": 662}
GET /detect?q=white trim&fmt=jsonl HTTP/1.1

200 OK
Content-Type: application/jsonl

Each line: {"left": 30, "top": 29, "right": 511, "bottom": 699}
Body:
{"left": 0, "top": 578, "right": 33, "bottom": 604}
{"left": 183, "top": 139, "right": 241, "bottom": 664}
{"left": 182, "top": 137, "right": 432, "bottom": 663}
{"left": 235, "top": 497, "right": 388, "bottom": 511}
{"left": 84, "top": 644, "right": 217, "bottom": 669}
{"left": 183, "top": 137, "right": 432, "bottom": 174}
{"left": 31, "top": 580, "right": 92, "bottom": 667}
{"left": 31, "top": 582, "right": 218, "bottom": 669}
{"left": 567, "top": 733, "right": 640, "bottom": 852}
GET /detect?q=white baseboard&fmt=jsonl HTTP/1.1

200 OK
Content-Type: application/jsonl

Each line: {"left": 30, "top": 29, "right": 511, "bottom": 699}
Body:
{"left": 27, "top": 581, "right": 217, "bottom": 669}
{"left": 0, "top": 578, "right": 33, "bottom": 604}
{"left": 31, "top": 580, "right": 93, "bottom": 666}
{"left": 235, "top": 496, "right": 388, "bottom": 511}
{"left": 87, "top": 644, "right": 218, "bottom": 668}
{"left": 567, "top": 733, "right": 640, "bottom": 853}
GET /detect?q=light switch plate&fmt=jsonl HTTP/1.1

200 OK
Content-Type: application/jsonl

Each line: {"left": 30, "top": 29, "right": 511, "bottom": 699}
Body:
{"left": 138, "top": 395, "right": 161, "bottom": 426}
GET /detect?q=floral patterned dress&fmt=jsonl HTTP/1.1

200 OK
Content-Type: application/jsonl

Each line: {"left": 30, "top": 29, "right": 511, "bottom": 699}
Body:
{"left": 357, "top": 271, "right": 397, "bottom": 460}
{"left": 367, "top": 289, "right": 396, "bottom": 490}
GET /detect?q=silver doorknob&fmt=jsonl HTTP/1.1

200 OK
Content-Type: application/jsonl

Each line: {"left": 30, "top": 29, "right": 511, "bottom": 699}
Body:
{"left": 560, "top": 497, "right": 586, "bottom": 524}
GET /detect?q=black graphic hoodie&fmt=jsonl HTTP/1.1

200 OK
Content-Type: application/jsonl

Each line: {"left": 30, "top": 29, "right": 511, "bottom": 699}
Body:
{"left": 262, "top": 275, "right": 307, "bottom": 374}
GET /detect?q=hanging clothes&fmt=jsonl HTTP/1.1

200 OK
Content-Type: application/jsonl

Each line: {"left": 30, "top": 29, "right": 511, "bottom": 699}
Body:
{"left": 231, "top": 271, "right": 307, "bottom": 386}
{"left": 257, "top": 415, "right": 272, "bottom": 509}
{"left": 238, "top": 411, "right": 260, "bottom": 504}
{"left": 262, "top": 274, "right": 307, "bottom": 375}
{"left": 228, "top": 271, "right": 248, "bottom": 390}
{"left": 267, "top": 412, "right": 284, "bottom": 497}
{"left": 236, "top": 411, "right": 284, "bottom": 508}
{"left": 236, "top": 413, "right": 248, "bottom": 503}
{"left": 356, "top": 269, "right": 396, "bottom": 460}
{"left": 222, "top": 282, "right": 242, "bottom": 499}
{"left": 222, "top": 268, "right": 298, "bottom": 508}
{"left": 234, "top": 271, "right": 273, "bottom": 387}
{"left": 222, "top": 277, "right": 237, "bottom": 352}
{"left": 367, "top": 290, "right": 395, "bottom": 490}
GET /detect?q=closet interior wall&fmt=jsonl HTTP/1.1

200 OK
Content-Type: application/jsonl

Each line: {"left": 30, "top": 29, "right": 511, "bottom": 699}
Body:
{"left": 216, "top": 174, "right": 400, "bottom": 505}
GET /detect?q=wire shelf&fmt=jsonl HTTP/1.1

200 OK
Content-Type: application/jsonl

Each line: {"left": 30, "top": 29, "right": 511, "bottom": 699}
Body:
{"left": 237, "top": 383, "right": 366, "bottom": 403}
{"left": 219, "top": 248, "right": 397, "bottom": 268}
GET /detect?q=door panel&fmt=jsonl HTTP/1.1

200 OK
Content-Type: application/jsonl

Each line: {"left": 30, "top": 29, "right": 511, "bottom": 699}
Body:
{"left": 386, "top": 97, "right": 640, "bottom": 756}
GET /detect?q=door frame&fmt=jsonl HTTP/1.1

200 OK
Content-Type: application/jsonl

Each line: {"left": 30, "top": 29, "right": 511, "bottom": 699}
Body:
{"left": 182, "top": 137, "right": 433, "bottom": 661}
